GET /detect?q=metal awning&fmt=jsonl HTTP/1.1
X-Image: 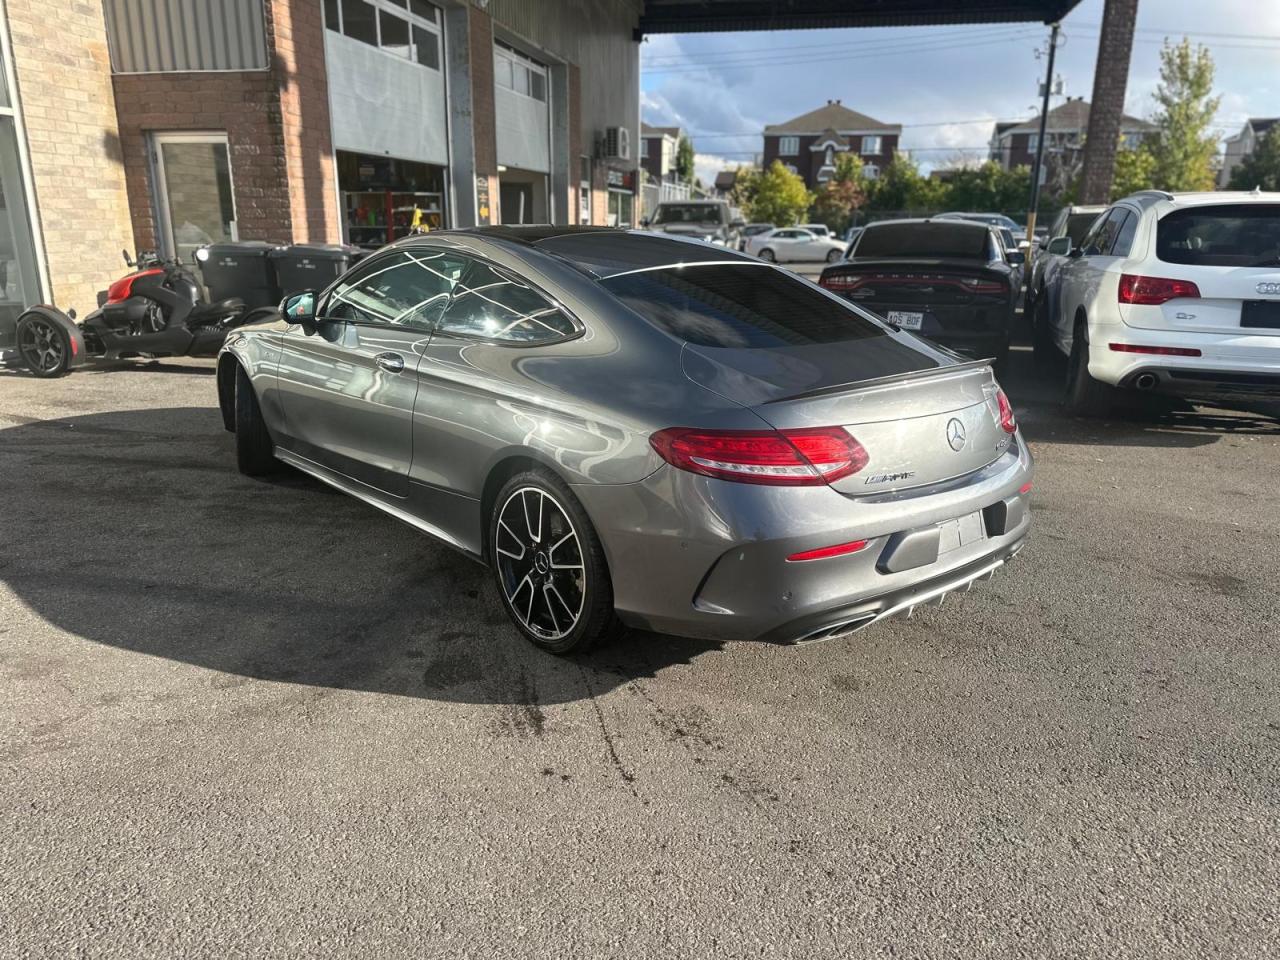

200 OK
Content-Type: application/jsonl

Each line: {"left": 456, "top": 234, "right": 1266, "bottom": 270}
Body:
{"left": 638, "top": 0, "right": 1083, "bottom": 35}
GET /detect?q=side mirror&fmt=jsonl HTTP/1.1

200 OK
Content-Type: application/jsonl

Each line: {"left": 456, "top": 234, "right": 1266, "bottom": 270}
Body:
{"left": 1046, "top": 236, "right": 1072, "bottom": 256}
{"left": 281, "top": 290, "right": 318, "bottom": 327}
{"left": 1007, "top": 250, "right": 1026, "bottom": 266}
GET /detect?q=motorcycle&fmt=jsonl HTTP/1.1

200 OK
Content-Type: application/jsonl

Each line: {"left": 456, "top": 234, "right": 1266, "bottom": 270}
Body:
{"left": 14, "top": 249, "right": 262, "bottom": 378}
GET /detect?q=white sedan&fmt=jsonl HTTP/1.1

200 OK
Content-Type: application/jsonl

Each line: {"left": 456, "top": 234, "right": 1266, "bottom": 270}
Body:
{"left": 745, "top": 227, "right": 847, "bottom": 264}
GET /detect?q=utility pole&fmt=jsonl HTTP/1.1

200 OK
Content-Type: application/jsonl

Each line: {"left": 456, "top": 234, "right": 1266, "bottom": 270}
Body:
{"left": 1025, "top": 21, "right": 1060, "bottom": 249}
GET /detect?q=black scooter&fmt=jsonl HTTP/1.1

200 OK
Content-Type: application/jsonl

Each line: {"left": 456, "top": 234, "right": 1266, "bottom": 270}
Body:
{"left": 14, "top": 250, "right": 258, "bottom": 378}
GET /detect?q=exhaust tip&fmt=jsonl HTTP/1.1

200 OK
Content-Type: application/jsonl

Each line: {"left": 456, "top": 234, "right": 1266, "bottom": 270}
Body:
{"left": 1134, "top": 372, "right": 1159, "bottom": 391}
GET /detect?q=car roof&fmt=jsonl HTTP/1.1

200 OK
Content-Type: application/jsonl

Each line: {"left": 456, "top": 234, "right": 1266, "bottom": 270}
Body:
{"left": 415, "top": 225, "right": 758, "bottom": 278}
{"left": 864, "top": 218, "right": 991, "bottom": 232}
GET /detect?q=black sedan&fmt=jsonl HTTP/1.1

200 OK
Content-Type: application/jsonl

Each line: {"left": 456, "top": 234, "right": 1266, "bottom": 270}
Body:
{"left": 819, "top": 219, "right": 1020, "bottom": 368}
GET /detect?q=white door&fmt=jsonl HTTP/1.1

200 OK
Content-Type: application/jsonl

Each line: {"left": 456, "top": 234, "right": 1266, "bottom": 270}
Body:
{"left": 152, "top": 132, "right": 238, "bottom": 262}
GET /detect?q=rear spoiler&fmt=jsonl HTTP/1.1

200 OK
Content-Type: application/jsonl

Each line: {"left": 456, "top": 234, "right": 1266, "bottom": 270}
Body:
{"left": 763, "top": 357, "right": 994, "bottom": 405}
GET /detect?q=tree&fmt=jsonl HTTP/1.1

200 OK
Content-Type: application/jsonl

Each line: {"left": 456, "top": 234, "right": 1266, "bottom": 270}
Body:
{"left": 726, "top": 165, "right": 760, "bottom": 213}
{"left": 1111, "top": 145, "right": 1157, "bottom": 199}
{"left": 746, "top": 160, "right": 813, "bottom": 227}
{"left": 945, "top": 162, "right": 1031, "bottom": 215}
{"left": 1228, "top": 128, "right": 1280, "bottom": 191}
{"left": 1147, "top": 38, "right": 1220, "bottom": 191}
{"left": 807, "top": 154, "right": 869, "bottom": 231}
{"left": 676, "top": 135, "right": 695, "bottom": 184}
{"left": 863, "top": 154, "right": 946, "bottom": 214}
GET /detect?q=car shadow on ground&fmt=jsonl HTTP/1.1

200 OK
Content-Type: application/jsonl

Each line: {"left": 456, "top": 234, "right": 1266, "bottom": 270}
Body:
{"left": 0, "top": 407, "right": 722, "bottom": 708}
{"left": 999, "top": 345, "right": 1280, "bottom": 448}
{"left": 0, "top": 360, "right": 217, "bottom": 380}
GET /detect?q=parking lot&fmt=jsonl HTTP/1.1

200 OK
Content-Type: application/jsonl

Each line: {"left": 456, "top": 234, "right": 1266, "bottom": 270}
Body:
{"left": 2, "top": 347, "right": 1278, "bottom": 957}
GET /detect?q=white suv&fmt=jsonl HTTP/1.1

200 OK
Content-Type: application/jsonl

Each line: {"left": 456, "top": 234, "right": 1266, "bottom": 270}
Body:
{"left": 1038, "top": 190, "right": 1280, "bottom": 415}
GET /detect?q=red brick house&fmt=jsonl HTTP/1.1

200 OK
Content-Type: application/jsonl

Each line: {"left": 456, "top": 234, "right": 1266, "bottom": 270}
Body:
{"left": 989, "top": 97, "right": 1154, "bottom": 177}
{"left": 761, "top": 101, "right": 900, "bottom": 189}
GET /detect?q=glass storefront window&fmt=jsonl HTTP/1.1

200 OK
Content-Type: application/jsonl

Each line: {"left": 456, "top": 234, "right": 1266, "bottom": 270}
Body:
{"left": 153, "top": 133, "right": 238, "bottom": 263}
{"left": 607, "top": 189, "right": 634, "bottom": 228}
{"left": 0, "top": 116, "right": 41, "bottom": 357}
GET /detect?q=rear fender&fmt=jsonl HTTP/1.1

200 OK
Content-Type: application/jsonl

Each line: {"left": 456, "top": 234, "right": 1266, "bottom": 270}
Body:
{"left": 19, "top": 306, "right": 89, "bottom": 368}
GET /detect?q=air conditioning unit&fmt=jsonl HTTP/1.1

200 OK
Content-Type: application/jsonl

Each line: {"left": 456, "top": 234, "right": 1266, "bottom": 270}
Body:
{"left": 603, "top": 125, "right": 631, "bottom": 161}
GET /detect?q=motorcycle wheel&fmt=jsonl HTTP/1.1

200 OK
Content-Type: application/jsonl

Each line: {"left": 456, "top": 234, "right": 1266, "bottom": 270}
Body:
{"left": 16, "top": 313, "right": 73, "bottom": 378}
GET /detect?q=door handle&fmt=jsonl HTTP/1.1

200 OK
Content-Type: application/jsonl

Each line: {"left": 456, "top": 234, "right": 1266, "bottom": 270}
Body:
{"left": 374, "top": 352, "right": 405, "bottom": 373}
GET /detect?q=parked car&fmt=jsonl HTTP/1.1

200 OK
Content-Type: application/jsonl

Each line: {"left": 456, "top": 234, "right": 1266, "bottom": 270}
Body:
{"left": 1036, "top": 190, "right": 1280, "bottom": 415}
{"left": 937, "top": 212, "right": 1027, "bottom": 245}
{"left": 820, "top": 218, "right": 1019, "bottom": 367}
{"left": 799, "top": 223, "right": 836, "bottom": 240}
{"left": 643, "top": 200, "right": 743, "bottom": 248}
{"left": 1026, "top": 205, "right": 1106, "bottom": 320}
{"left": 220, "top": 227, "right": 1032, "bottom": 652}
{"left": 842, "top": 226, "right": 864, "bottom": 258}
{"left": 737, "top": 222, "right": 775, "bottom": 251}
{"left": 746, "top": 227, "right": 847, "bottom": 263}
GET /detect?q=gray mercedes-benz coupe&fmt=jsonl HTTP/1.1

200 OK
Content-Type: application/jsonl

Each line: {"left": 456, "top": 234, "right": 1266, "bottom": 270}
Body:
{"left": 217, "top": 227, "right": 1032, "bottom": 653}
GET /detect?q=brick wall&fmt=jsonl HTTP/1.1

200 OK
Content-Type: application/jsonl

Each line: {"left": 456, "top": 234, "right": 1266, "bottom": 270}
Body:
{"left": 112, "top": 0, "right": 339, "bottom": 253}
{"left": 1080, "top": 0, "right": 1139, "bottom": 203}
{"left": 271, "top": 0, "right": 339, "bottom": 243}
{"left": 5, "top": 0, "right": 134, "bottom": 313}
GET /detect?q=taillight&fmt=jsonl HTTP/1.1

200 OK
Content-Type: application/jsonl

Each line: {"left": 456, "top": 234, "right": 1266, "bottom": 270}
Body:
{"left": 819, "top": 274, "right": 854, "bottom": 292}
{"left": 995, "top": 388, "right": 1016, "bottom": 434}
{"left": 649, "top": 426, "right": 869, "bottom": 486}
{"left": 959, "top": 276, "right": 1007, "bottom": 294}
{"left": 1118, "top": 274, "right": 1201, "bottom": 305}
{"left": 105, "top": 268, "right": 163, "bottom": 304}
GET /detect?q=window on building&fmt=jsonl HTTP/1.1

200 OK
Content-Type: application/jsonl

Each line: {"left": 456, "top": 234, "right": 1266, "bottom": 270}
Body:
{"left": 640, "top": 139, "right": 650, "bottom": 159}
{"left": 327, "top": 0, "right": 440, "bottom": 69}
{"left": 494, "top": 44, "right": 548, "bottom": 103}
{"left": 778, "top": 136, "right": 799, "bottom": 156}
{"left": 438, "top": 260, "right": 577, "bottom": 343}
{"left": 861, "top": 135, "right": 881, "bottom": 155}
{"left": 862, "top": 163, "right": 879, "bottom": 180}
{"left": 1027, "top": 133, "right": 1039, "bottom": 152}
{"left": 1121, "top": 132, "right": 1142, "bottom": 151}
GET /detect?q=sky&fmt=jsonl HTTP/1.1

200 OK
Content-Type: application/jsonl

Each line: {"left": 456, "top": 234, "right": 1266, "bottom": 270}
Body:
{"left": 638, "top": 0, "right": 1280, "bottom": 184}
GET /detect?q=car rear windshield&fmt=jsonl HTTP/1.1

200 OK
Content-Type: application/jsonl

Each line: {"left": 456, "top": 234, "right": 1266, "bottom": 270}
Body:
{"left": 1156, "top": 204, "right": 1280, "bottom": 267}
{"left": 1065, "top": 213, "right": 1101, "bottom": 245}
{"left": 651, "top": 204, "right": 724, "bottom": 225}
{"left": 600, "top": 264, "right": 887, "bottom": 348}
{"left": 855, "top": 222, "right": 989, "bottom": 260}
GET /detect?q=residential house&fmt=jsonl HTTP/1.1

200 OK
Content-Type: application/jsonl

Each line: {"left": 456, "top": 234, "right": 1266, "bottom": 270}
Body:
{"left": 640, "top": 122, "right": 682, "bottom": 183}
{"left": 989, "top": 97, "right": 1155, "bottom": 182}
{"left": 1219, "top": 118, "right": 1279, "bottom": 188}
{"left": 762, "top": 100, "right": 899, "bottom": 189}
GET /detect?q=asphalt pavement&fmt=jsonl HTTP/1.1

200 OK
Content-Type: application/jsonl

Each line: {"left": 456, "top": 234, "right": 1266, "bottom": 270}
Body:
{"left": 1, "top": 350, "right": 1277, "bottom": 958}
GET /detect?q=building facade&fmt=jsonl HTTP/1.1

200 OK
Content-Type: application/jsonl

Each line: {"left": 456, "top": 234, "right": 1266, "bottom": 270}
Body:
{"left": 0, "top": 0, "right": 641, "bottom": 337}
{"left": 988, "top": 97, "right": 1154, "bottom": 176}
{"left": 761, "top": 101, "right": 899, "bottom": 189}
{"left": 1219, "top": 117, "right": 1278, "bottom": 188}
{"left": 639, "top": 122, "right": 680, "bottom": 183}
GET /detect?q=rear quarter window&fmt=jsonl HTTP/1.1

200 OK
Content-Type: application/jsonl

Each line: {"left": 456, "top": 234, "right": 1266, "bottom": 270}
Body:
{"left": 1156, "top": 204, "right": 1280, "bottom": 267}
{"left": 600, "top": 264, "right": 888, "bottom": 348}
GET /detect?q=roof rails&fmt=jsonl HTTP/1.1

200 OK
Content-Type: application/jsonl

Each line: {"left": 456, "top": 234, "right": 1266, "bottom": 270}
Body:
{"left": 1119, "top": 190, "right": 1175, "bottom": 207}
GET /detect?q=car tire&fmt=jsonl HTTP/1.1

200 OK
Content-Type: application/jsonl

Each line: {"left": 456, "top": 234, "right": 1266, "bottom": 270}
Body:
{"left": 1064, "top": 320, "right": 1114, "bottom": 417}
{"left": 1030, "top": 293, "right": 1059, "bottom": 367}
{"left": 15, "top": 312, "right": 73, "bottom": 378}
{"left": 825, "top": 249, "right": 841, "bottom": 263}
{"left": 235, "top": 365, "right": 277, "bottom": 476}
{"left": 490, "top": 469, "right": 621, "bottom": 655}
{"left": 758, "top": 249, "right": 775, "bottom": 262}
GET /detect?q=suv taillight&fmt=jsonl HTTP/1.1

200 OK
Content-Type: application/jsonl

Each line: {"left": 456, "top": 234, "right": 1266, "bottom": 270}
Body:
{"left": 649, "top": 427, "right": 869, "bottom": 486}
{"left": 1118, "top": 273, "right": 1201, "bottom": 305}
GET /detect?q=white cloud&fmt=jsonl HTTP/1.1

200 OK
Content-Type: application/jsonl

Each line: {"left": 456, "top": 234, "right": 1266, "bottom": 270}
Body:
{"left": 694, "top": 152, "right": 738, "bottom": 187}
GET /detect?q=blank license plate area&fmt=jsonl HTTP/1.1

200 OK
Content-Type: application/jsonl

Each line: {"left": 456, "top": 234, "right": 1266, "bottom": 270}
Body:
{"left": 938, "top": 511, "right": 986, "bottom": 555}
{"left": 1241, "top": 301, "right": 1280, "bottom": 329}
{"left": 887, "top": 310, "right": 924, "bottom": 330}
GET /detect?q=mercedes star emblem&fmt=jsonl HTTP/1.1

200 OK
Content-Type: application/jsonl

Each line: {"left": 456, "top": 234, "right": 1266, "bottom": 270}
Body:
{"left": 946, "top": 418, "right": 967, "bottom": 452}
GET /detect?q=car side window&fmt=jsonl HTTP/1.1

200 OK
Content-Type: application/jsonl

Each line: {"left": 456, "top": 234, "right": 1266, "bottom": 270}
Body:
{"left": 1081, "top": 208, "right": 1125, "bottom": 256}
{"left": 323, "top": 249, "right": 465, "bottom": 329}
{"left": 436, "top": 259, "right": 578, "bottom": 344}
{"left": 1109, "top": 210, "right": 1138, "bottom": 257}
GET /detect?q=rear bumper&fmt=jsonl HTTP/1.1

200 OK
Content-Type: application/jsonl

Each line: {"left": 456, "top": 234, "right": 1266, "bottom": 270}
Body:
{"left": 1089, "top": 320, "right": 1280, "bottom": 398}
{"left": 838, "top": 296, "right": 1013, "bottom": 358}
{"left": 571, "top": 434, "right": 1033, "bottom": 644}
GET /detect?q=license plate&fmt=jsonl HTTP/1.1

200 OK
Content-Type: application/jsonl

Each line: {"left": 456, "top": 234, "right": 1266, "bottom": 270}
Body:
{"left": 887, "top": 310, "right": 924, "bottom": 331}
{"left": 938, "top": 511, "right": 986, "bottom": 555}
{"left": 1241, "top": 300, "right": 1280, "bottom": 329}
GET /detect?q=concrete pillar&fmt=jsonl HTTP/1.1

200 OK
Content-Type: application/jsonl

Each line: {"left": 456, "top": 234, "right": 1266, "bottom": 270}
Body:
{"left": 1079, "top": 0, "right": 1140, "bottom": 204}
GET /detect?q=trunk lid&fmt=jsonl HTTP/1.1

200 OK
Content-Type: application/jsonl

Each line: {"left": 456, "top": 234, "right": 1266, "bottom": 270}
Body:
{"left": 682, "top": 342, "right": 1012, "bottom": 495}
